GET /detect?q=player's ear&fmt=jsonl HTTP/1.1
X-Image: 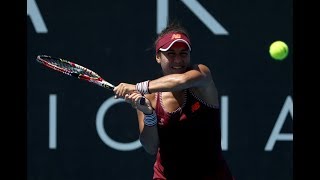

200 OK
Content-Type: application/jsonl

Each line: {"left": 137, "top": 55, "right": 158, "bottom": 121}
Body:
{"left": 155, "top": 52, "right": 161, "bottom": 64}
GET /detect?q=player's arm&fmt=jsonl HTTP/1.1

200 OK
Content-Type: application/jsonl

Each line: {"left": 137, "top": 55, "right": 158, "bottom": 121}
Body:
{"left": 145, "top": 63, "right": 219, "bottom": 107}
{"left": 113, "top": 64, "right": 216, "bottom": 105}
{"left": 113, "top": 64, "right": 213, "bottom": 98}
{"left": 137, "top": 108, "right": 159, "bottom": 155}
{"left": 122, "top": 93, "right": 159, "bottom": 155}
{"left": 148, "top": 64, "right": 213, "bottom": 92}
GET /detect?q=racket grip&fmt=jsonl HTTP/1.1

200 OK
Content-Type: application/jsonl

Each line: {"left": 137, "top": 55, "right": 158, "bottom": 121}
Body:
{"left": 139, "top": 97, "right": 146, "bottom": 105}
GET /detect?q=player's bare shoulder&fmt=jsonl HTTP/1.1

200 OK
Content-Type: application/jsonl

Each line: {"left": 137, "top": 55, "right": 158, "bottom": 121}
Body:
{"left": 190, "top": 64, "right": 214, "bottom": 84}
{"left": 192, "top": 64, "right": 212, "bottom": 75}
{"left": 191, "top": 64, "right": 219, "bottom": 107}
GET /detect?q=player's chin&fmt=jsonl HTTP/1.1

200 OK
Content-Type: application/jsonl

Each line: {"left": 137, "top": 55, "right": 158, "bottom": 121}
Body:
{"left": 171, "top": 67, "right": 186, "bottom": 73}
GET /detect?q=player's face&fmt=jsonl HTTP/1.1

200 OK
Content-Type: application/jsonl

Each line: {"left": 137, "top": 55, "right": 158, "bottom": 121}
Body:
{"left": 157, "top": 42, "right": 191, "bottom": 75}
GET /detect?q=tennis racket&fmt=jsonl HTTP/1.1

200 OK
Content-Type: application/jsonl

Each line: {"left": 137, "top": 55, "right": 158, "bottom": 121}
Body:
{"left": 36, "top": 55, "right": 145, "bottom": 105}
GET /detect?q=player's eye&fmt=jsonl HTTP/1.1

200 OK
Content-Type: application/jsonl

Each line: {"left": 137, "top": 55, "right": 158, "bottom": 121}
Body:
{"left": 180, "top": 52, "right": 188, "bottom": 57}
{"left": 168, "top": 52, "right": 176, "bottom": 57}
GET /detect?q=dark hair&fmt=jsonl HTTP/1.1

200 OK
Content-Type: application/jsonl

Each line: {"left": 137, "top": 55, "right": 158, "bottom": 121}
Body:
{"left": 154, "top": 21, "right": 190, "bottom": 50}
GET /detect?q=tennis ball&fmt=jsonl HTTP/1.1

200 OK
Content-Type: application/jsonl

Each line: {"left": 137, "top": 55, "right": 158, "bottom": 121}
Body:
{"left": 269, "top": 41, "right": 289, "bottom": 60}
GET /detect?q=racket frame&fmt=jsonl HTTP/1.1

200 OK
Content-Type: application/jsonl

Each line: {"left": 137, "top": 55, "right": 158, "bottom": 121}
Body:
{"left": 36, "top": 55, "right": 115, "bottom": 90}
{"left": 36, "top": 55, "right": 145, "bottom": 104}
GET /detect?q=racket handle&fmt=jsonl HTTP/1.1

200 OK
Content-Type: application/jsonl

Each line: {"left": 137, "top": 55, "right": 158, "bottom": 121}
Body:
{"left": 111, "top": 86, "right": 145, "bottom": 105}
{"left": 139, "top": 97, "right": 146, "bottom": 105}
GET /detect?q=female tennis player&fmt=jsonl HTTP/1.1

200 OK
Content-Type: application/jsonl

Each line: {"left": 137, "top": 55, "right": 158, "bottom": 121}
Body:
{"left": 113, "top": 21, "right": 234, "bottom": 180}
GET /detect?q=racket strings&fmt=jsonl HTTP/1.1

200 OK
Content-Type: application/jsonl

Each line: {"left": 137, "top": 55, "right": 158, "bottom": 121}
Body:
{"left": 42, "top": 56, "right": 100, "bottom": 79}
{"left": 37, "top": 55, "right": 116, "bottom": 91}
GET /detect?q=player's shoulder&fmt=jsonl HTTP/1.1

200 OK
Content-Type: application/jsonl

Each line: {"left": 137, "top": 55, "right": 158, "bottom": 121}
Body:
{"left": 192, "top": 63, "right": 210, "bottom": 69}
{"left": 191, "top": 63, "right": 212, "bottom": 73}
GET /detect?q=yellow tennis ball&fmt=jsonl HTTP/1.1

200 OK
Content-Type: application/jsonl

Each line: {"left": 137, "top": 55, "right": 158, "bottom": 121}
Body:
{"left": 269, "top": 41, "right": 289, "bottom": 60}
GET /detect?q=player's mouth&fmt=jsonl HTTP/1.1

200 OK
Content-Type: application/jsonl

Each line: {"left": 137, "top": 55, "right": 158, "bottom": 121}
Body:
{"left": 172, "top": 66, "right": 184, "bottom": 69}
